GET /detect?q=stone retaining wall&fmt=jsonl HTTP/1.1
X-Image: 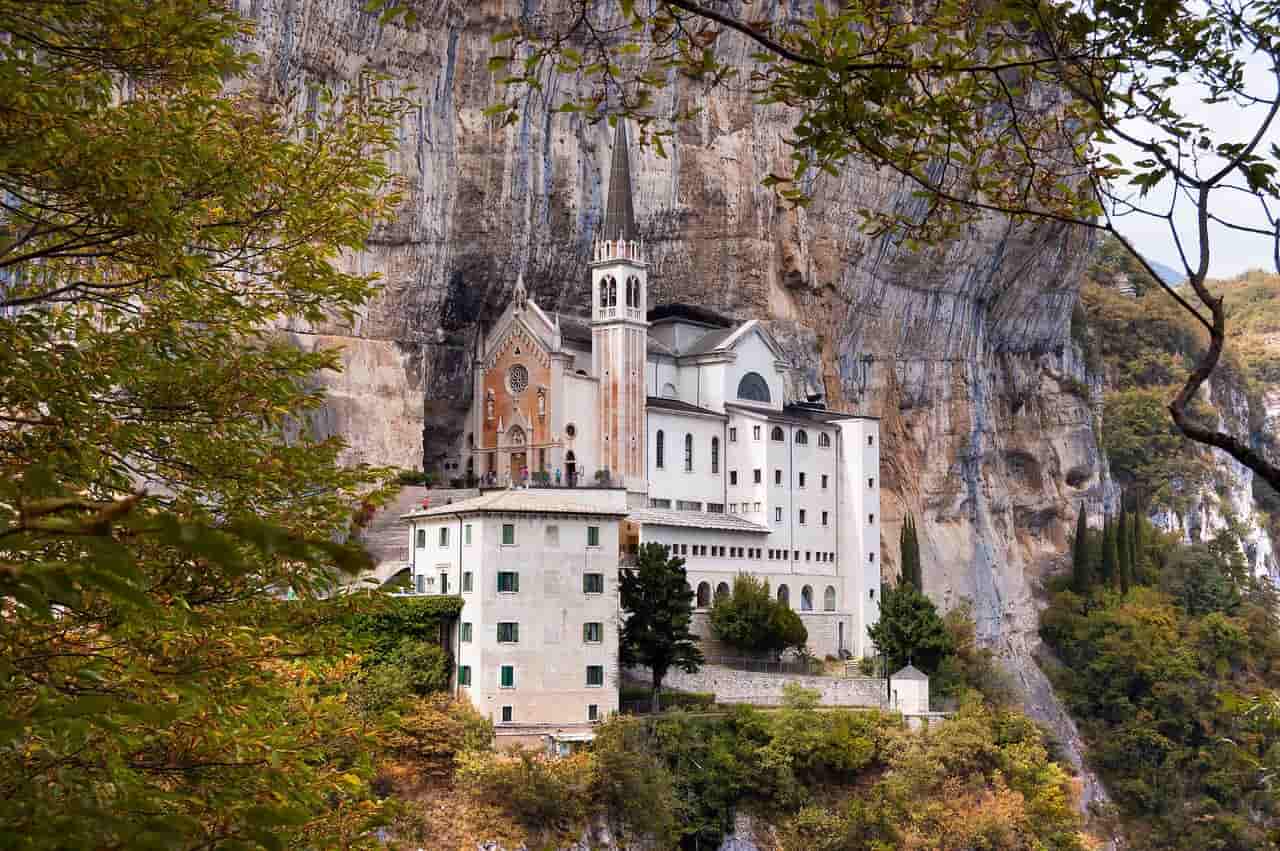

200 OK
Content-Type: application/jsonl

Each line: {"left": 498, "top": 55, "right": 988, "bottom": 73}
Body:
{"left": 646, "top": 664, "right": 891, "bottom": 709}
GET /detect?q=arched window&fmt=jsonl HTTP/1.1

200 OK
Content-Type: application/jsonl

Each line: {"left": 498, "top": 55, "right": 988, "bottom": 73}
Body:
{"left": 795, "top": 429, "right": 808, "bottom": 445}
{"left": 655, "top": 430, "right": 665, "bottom": 469}
{"left": 777, "top": 584, "right": 790, "bottom": 607}
{"left": 627, "top": 275, "right": 640, "bottom": 307}
{"left": 507, "top": 425, "right": 525, "bottom": 446}
{"left": 818, "top": 432, "right": 831, "bottom": 448}
{"left": 771, "top": 426, "right": 785, "bottom": 442}
{"left": 697, "top": 582, "right": 711, "bottom": 608}
{"left": 683, "top": 433, "right": 694, "bottom": 472}
{"left": 800, "top": 585, "right": 814, "bottom": 611}
{"left": 736, "top": 371, "right": 771, "bottom": 403}
{"left": 661, "top": 382, "right": 678, "bottom": 399}
{"left": 824, "top": 586, "right": 836, "bottom": 611}
{"left": 711, "top": 437, "right": 720, "bottom": 474}
{"left": 565, "top": 451, "right": 577, "bottom": 484}
{"left": 715, "top": 582, "right": 731, "bottom": 602}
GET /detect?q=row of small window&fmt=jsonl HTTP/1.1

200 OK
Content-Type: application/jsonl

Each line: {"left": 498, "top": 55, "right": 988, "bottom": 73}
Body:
{"left": 695, "top": 581, "right": 839, "bottom": 611}
{"left": 496, "top": 571, "right": 605, "bottom": 594}
{"left": 418, "top": 524, "right": 601, "bottom": 548}
{"left": 461, "top": 621, "right": 605, "bottom": 644}
{"left": 729, "top": 425, "right": 837, "bottom": 446}
{"left": 660, "top": 543, "right": 839, "bottom": 564}
{"left": 415, "top": 571, "right": 604, "bottom": 595}
{"left": 457, "top": 664, "right": 606, "bottom": 689}
{"left": 489, "top": 704, "right": 603, "bottom": 724}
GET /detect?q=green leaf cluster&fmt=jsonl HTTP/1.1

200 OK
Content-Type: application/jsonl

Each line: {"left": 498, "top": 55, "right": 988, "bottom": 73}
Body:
{"left": 619, "top": 542, "right": 705, "bottom": 712}
{"left": 709, "top": 572, "right": 809, "bottom": 656}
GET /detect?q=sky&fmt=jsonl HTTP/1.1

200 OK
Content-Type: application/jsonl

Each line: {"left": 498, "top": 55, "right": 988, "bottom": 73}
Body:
{"left": 1109, "top": 47, "right": 1279, "bottom": 280}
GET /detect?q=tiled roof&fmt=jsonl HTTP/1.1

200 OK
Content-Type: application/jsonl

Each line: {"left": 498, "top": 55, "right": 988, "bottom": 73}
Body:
{"left": 554, "top": 312, "right": 676, "bottom": 356}
{"left": 646, "top": 396, "right": 726, "bottom": 418}
{"left": 893, "top": 664, "right": 929, "bottom": 681}
{"left": 679, "top": 326, "right": 738, "bottom": 357}
{"left": 401, "top": 489, "right": 627, "bottom": 520}
{"left": 727, "top": 401, "right": 878, "bottom": 425}
{"left": 628, "top": 508, "right": 771, "bottom": 534}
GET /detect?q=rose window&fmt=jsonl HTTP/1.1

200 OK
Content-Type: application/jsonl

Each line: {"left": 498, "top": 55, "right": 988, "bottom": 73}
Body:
{"left": 508, "top": 364, "right": 529, "bottom": 394}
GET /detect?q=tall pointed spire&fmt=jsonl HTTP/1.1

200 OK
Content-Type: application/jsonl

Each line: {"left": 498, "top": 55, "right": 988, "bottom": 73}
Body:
{"left": 602, "top": 119, "right": 637, "bottom": 243}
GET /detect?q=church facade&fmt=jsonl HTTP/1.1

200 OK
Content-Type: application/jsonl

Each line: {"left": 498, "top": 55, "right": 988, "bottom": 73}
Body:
{"left": 406, "top": 123, "right": 881, "bottom": 729}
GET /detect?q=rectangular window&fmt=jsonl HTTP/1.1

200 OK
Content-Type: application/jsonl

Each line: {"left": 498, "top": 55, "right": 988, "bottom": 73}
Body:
{"left": 415, "top": 573, "right": 426, "bottom": 594}
{"left": 868, "top": 435, "right": 875, "bottom": 446}
{"left": 588, "top": 704, "right": 599, "bottom": 721}
{"left": 821, "top": 474, "right": 829, "bottom": 490}
{"left": 415, "top": 529, "right": 426, "bottom": 548}
{"left": 753, "top": 502, "right": 761, "bottom": 512}
{"left": 501, "top": 705, "right": 513, "bottom": 722}
{"left": 753, "top": 425, "right": 761, "bottom": 440}
{"left": 586, "top": 665, "right": 605, "bottom": 687}
{"left": 822, "top": 511, "right": 830, "bottom": 526}
{"left": 502, "top": 523, "right": 516, "bottom": 545}
{"left": 869, "top": 513, "right": 875, "bottom": 524}
{"left": 798, "top": 472, "right": 806, "bottom": 488}
{"left": 869, "top": 552, "right": 876, "bottom": 562}
{"left": 584, "top": 622, "right": 603, "bottom": 643}
{"left": 730, "top": 470, "right": 738, "bottom": 485}
{"left": 584, "top": 573, "right": 604, "bottom": 594}
{"left": 753, "top": 469, "right": 762, "bottom": 483}
{"left": 545, "top": 525, "right": 560, "bottom": 547}
{"left": 806, "top": 551, "right": 811, "bottom": 561}
{"left": 497, "top": 622, "right": 519, "bottom": 643}
{"left": 707, "top": 503, "right": 724, "bottom": 513}
{"left": 774, "top": 507, "right": 783, "bottom": 522}
{"left": 774, "top": 469, "right": 782, "bottom": 485}
{"left": 587, "top": 526, "right": 600, "bottom": 547}
{"left": 728, "top": 503, "right": 737, "bottom": 514}
{"left": 649, "top": 498, "right": 672, "bottom": 509}
{"left": 680, "top": 544, "right": 688, "bottom": 555}
{"left": 460, "top": 622, "right": 472, "bottom": 642}
{"left": 676, "top": 500, "right": 702, "bottom": 511}
{"left": 497, "top": 571, "right": 519, "bottom": 593}
{"left": 500, "top": 666, "right": 515, "bottom": 689}
{"left": 458, "top": 665, "right": 471, "bottom": 686}
{"left": 729, "top": 427, "right": 738, "bottom": 442}
{"left": 439, "top": 572, "right": 449, "bottom": 594}
{"left": 439, "top": 527, "right": 449, "bottom": 547}
{"left": 463, "top": 571, "right": 473, "bottom": 592}
{"left": 465, "top": 524, "right": 472, "bottom": 545}
{"left": 868, "top": 477, "right": 875, "bottom": 489}
{"left": 794, "top": 550, "right": 800, "bottom": 560}
{"left": 799, "top": 509, "right": 807, "bottom": 525}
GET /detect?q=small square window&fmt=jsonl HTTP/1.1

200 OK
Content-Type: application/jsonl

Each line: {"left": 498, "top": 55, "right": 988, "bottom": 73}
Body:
{"left": 501, "top": 705, "right": 513, "bottom": 722}
{"left": 774, "top": 469, "right": 782, "bottom": 485}
{"left": 586, "top": 665, "right": 605, "bottom": 687}
{"left": 498, "top": 622, "right": 519, "bottom": 643}
{"left": 799, "top": 509, "right": 807, "bottom": 525}
{"left": 822, "top": 511, "right": 829, "bottom": 526}
{"left": 798, "top": 472, "right": 806, "bottom": 488}
{"left": 774, "top": 507, "right": 782, "bottom": 522}
{"left": 730, "top": 470, "right": 738, "bottom": 485}
{"left": 584, "top": 573, "right": 604, "bottom": 594}
{"left": 458, "top": 665, "right": 471, "bottom": 686}
{"left": 867, "top": 434, "right": 875, "bottom": 446}
{"left": 463, "top": 571, "right": 473, "bottom": 592}
{"left": 729, "top": 503, "right": 737, "bottom": 514}
{"left": 729, "top": 427, "right": 738, "bottom": 442}
{"left": 868, "top": 477, "right": 875, "bottom": 489}
{"left": 584, "top": 622, "right": 603, "bottom": 642}
{"left": 753, "top": 502, "right": 761, "bottom": 512}
{"left": 415, "top": 529, "right": 426, "bottom": 548}
{"left": 869, "top": 552, "right": 876, "bottom": 562}
{"left": 465, "top": 523, "right": 472, "bottom": 545}
{"left": 502, "top": 523, "right": 516, "bottom": 545}
{"left": 497, "top": 571, "right": 519, "bottom": 593}
{"left": 753, "top": 469, "right": 762, "bottom": 484}
{"left": 500, "top": 666, "right": 515, "bottom": 689}
{"left": 805, "top": 551, "right": 811, "bottom": 561}
{"left": 439, "top": 527, "right": 449, "bottom": 547}
{"left": 587, "top": 526, "right": 600, "bottom": 547}
{"left": 545, "top": 525, "right": 560, "bottom": 546}
{"left": 821, "top": 474, "right": 829, "bottom": 489}
{"left": 588, "top": 704, "right": 599, "bottom": 721}
{"left": 794, "top": 550, "right": 800, "bottom": 560}
{"left": 460, "top": 622, "right": 472, "bottom": 642}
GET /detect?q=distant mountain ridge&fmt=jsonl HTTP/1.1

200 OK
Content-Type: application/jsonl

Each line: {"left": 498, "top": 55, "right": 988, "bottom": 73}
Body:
{"left": 1146, "top": 258, "right": 1185, "bottom": 285}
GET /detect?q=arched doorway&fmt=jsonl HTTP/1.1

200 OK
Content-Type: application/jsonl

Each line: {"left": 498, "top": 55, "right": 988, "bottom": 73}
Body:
{"left": 565, "top": 450, "right": 577, "bottom": 486}
{"left": 508, "top": 425, "right": 527, "bottom": 484}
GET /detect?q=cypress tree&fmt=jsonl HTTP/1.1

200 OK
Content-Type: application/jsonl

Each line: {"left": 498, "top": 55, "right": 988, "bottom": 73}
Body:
{"left": 899, "top": 517, "right": 913, "bottom": 588}
{"left": 1131, "top": 511, "right": 1144, "bottom": 584}
{"left": 1072, "top": 503, "right": 1093, "bottom": 594}
{"left": 1117, "top": 510, "right": 1131, "bottom": 593}
{"left": 910, "top": 516, "right": 923, "bottom": 591}
{"left": 1100, "top": 516, "right": 1118, "bottom": 588}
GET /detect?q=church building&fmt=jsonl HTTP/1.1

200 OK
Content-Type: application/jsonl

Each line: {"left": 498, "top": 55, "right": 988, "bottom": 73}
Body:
{"left": 404, "top": 122, "right": 881, "bottom": 730}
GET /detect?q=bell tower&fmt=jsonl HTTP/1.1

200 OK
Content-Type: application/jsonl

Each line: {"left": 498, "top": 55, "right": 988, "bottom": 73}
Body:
{"left": 591, "top": 120, "right": 648, "bottom": 498}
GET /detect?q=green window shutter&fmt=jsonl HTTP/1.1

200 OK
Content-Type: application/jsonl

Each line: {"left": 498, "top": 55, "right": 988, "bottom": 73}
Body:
{"left": 501, "top": 666, "right": 514, "bottom": 688}
{"left": 458, "top": 665, "right": 471, "bottom": 685}
{"left": 587, "top": 526, "right": 599, "bottom": 547}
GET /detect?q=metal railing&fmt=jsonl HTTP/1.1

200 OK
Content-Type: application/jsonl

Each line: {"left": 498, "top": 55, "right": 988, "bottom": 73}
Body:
{"left": 701, "top": 654, "right": 825, "bottom": 676}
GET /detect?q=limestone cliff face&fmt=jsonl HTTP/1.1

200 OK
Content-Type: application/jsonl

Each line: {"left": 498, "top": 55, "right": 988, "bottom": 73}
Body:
{"left": 239, "top": 0, "right": 1120, "bottom": 817}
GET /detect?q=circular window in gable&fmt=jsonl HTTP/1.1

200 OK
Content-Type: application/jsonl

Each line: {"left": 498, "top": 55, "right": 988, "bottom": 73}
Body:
{"left": 507, "top": 364, "right": 529, "bottom": 395}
